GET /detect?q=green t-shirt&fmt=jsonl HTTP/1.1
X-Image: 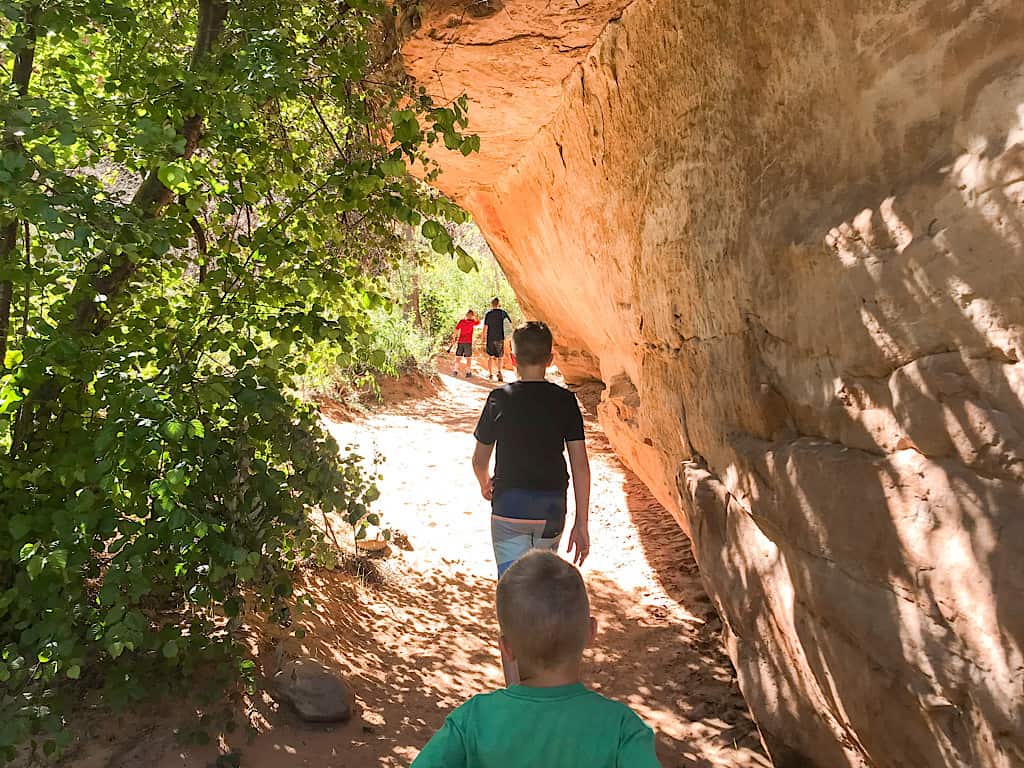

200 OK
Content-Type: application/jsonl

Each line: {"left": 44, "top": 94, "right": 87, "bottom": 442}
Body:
{"left": 411, "top": 683, "right": 661, "bottom": 768}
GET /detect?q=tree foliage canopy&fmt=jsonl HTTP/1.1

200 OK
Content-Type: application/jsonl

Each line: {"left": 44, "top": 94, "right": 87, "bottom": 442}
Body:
{"left": 0, "top": 0, "right": 476, "bottom": 758}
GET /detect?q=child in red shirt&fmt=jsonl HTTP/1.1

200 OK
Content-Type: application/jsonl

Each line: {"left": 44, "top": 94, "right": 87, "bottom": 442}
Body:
{"left": 451, "top": 310, "right": 480, "bottom": 378}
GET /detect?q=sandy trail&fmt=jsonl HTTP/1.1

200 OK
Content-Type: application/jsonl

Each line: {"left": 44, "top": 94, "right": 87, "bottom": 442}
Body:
{"left": 78, "top": 372, "right": 768, "bottom": 768}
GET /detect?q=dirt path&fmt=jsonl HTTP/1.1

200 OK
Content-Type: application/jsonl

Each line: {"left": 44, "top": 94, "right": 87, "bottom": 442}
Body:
{"left": 77, "top": 372, "right": 768, "bottom": 768}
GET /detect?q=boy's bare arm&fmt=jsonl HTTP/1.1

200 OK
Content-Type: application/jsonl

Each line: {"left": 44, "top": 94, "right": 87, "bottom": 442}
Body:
{"left": 472, "top": 440, "right": 495, "bottom": 500}
{"left": 566, "top": 440, "right": 591, "bottom": 565}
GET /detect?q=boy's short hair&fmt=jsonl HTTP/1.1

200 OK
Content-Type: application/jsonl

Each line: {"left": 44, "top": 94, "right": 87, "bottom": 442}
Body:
{"left": 466, "top": 309, "right": 475, "bottom": 316}
{"left": 491, "top": 297, "right": 501, "bottom": 307}
{"left": 512, "top": 321, "right": 553, "bottom": 366}
{"left": 496, "top": 551, "right": 589, "bottom": 671}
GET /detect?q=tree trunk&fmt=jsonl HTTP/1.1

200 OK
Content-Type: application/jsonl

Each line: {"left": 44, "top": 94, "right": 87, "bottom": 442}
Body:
{"left": 412, "top": 270, "right": 422, "bottom": 328}
{"left": 0, "top": 230, "right": 13, "bottom": 367}
{"left": 22, "top": 221, "right": 31, "bottom": 335}
{"left": 0, "top": 3, "right": 39, "bottom": 369}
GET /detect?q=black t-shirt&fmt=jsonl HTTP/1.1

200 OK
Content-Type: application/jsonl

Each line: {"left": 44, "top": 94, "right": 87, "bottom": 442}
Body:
{"left": 483, "top": 308, "right": 510, "bottom": 342}
{"left": 474, "top": 381, "right": 586, "bottom": 497}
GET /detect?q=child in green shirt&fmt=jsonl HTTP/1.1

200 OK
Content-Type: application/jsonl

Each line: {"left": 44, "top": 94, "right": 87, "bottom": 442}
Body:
{"left": 411, "top": 551, "right": 662, "bottom": 768}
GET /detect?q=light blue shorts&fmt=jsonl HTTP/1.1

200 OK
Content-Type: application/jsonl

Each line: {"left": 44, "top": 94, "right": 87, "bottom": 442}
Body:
{"left": 491, "top": 489, "right": 566, "bottom": 577}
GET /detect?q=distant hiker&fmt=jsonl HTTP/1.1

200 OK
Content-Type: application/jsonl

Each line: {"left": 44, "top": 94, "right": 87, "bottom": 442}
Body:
{"left": 483, "top": 297, "right": 511, "bottom": 382}
{"left": 451, "top": 309, "right": 480, "bottom": 378}
{"left": 411, "top": 551, "right": 661, "bottom": 768}
{"left": 472, "top": 321, "right": 591, "bottom": 683}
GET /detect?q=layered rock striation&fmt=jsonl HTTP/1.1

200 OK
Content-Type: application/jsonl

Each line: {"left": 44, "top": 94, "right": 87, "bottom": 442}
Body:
{"left": 404, "top": 2, "right": 1024, "bottom": 766}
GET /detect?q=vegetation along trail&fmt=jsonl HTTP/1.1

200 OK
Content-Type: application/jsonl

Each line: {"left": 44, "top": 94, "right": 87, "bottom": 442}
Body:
{"left": 73, "top": 371, "right": 769, "bottom": 768}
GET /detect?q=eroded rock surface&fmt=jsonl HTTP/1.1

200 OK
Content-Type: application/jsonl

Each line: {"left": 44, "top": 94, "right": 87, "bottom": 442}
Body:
{"left": 404, "top": 2, "right": 1024, "bottom": 766}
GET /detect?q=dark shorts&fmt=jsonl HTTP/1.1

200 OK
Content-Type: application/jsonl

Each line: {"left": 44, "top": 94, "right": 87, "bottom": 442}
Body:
{"left": 456, "top": 342, "right": 473, "bottom": 358}
{"left": 486, "top": 339, "right": 505, "bottom": 358}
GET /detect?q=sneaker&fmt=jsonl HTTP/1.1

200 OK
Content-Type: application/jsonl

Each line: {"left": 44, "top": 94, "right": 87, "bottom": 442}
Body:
{"left": 465, "top": 372, "right": 472, "bottom": 378}
{"left": 497, "top": 373, "right": 504, "bottom": 382}
{"left": 452, "top": 370, "right": 458, "bottom": 376}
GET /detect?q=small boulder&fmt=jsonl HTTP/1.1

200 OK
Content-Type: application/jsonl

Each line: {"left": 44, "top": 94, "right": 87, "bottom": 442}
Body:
{"left": 273, "top": 658, "right": 354, "bottom": 723}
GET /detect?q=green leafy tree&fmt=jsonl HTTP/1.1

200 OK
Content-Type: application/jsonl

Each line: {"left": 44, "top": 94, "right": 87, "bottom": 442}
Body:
{"left": 0, "top": 0, "right": 476, "bottom": 759}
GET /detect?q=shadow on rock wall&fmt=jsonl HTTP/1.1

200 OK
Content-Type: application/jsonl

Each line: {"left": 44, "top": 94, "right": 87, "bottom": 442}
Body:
{"left": 688, "top": 102, "right": 1024, "bottom": 767}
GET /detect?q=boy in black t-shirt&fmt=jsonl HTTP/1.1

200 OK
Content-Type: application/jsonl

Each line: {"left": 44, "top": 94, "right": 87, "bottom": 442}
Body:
{"left": 472, "top": 321, "right": 591, "bottom": 683}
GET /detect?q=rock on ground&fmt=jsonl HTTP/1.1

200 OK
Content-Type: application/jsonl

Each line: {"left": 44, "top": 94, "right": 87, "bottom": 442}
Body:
{"left": 273, "top": 659, "right": 354, "bottom": 724}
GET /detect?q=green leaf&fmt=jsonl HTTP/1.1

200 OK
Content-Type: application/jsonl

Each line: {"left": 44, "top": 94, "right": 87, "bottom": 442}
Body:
{"left": 162, "top": 421, "right": 187, "bottom": 441}
{"left": 420, "top": 220, "right": 442, "bottom": 239}
{"left": 34, "top": 144, "right": 55, "bottom": 165}
{"left": 8, "top": 514, "right": 31, "bottom": 541}
{"left": 66, "top": 665, "right": 81, "bottom": 680}
{"left": 460, "top": 135, "right": 481, "bottom": 156}
{"left": 162, "top": 640, "right": 178, "bottom": 659}
{"left": 49, "top": 549, "right": 68, "bottom": 572}
{"left": 456, "top": 250, "right": 477, "bottom": 273}
{"left": 167, "top": 507, "right": 187, "bottom": 530}
{"left": 430, "top": 229, "right": 454, "bottom": 254}
{"left": 25, "top": 555, "right": 44, "bottom": 579}
{"left": 157, "top": 163, "right": 190, "bottom": 192}
{"left": 0, "top": 386, "right": 23, "bottom": 415}
{"left": 379, "top": 159, "right": 405, "bottom": 177}
{"left": 166, "top": 467, "right": 186, "bottom": 490}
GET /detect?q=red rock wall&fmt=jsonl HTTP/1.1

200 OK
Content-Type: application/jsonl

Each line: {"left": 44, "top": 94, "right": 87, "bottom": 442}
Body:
{"left": 405, "top": 1, "right": 1024, "bottom": 765}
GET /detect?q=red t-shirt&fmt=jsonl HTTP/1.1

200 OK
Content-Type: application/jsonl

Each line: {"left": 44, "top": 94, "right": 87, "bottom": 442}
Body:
{"left": 456, "top": 318, "right": 479, "bottom": 343}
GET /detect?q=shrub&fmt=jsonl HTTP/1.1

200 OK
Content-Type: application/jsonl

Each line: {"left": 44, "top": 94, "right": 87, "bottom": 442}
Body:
{"left": 0, "top": 0, "right": 477, "bottom": 759}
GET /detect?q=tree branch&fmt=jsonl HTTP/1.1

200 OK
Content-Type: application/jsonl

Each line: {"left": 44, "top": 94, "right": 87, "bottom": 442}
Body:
{"left": 189, "top": 213, "right": 208, "bottom": 281}
{"left": 308, "top": 95, "right": 344, "bottom": 157}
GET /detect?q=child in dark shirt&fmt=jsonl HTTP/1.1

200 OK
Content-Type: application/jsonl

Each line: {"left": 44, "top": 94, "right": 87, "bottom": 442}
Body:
{"left": 482, "top": 297, "right": 511, "bottom": 381}
{"left": 472, "top": 321, "right": 591, "bottom": 683}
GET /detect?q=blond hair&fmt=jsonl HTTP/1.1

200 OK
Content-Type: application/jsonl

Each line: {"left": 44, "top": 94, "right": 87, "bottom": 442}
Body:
{"left": 496, "top": 551, "right": 589, "bottom": 671}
